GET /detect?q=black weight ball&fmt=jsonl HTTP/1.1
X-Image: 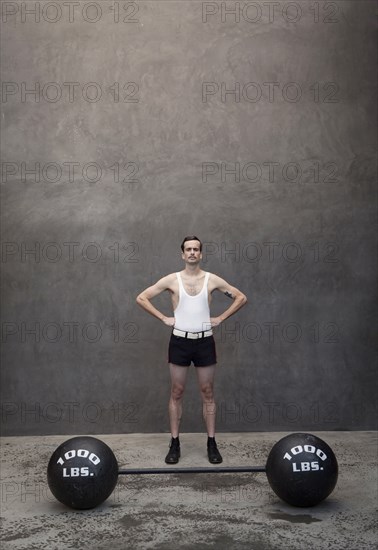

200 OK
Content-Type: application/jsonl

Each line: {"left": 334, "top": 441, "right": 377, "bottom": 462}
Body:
{"left": 266, "top": 432, "right": 338, "bottom": 507}
{"left": 47, "top": 436, "right": 118, "bottom": 509}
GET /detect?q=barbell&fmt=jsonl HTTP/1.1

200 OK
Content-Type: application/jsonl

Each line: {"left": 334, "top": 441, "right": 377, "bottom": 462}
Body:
{"left": 47, "top": 432, "right": 338, "bottom": 510}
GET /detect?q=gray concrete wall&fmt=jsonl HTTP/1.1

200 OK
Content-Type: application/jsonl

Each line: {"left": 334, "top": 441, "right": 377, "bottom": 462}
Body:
{"left": 1, "top": 0, "right": 376, "bottom": 436}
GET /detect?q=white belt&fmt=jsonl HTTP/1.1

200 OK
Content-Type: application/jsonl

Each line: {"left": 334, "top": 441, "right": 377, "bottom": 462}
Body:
{"left": 173, "top": 328, "right": 213, "bottom": 339}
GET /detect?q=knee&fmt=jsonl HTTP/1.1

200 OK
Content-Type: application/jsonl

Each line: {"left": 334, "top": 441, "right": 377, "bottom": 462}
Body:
{"left": 200, "top": 383, "right": 214, "bottom": 401}
{"left": 171, "top": 384, "right": 185, "bottom": 401}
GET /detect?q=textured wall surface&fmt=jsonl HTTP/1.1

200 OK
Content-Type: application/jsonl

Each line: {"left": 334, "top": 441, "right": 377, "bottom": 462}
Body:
{"left": 1, "top": 0, "right": 377, "bottom": 435}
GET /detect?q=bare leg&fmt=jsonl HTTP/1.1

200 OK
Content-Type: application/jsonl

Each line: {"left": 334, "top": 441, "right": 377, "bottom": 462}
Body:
{"left": 168, "top": 364, "right": 189, "bottom": 438}
{"left": 196, "top": 365, "right": 216, "bottom": 437}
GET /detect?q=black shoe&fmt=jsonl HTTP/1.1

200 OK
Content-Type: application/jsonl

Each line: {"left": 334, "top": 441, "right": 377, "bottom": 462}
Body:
{"left": 165, "top": 437, "right": 180, "bottom": 464}
{"left": 207, "top": 438, "right": 223, "bottom": 464}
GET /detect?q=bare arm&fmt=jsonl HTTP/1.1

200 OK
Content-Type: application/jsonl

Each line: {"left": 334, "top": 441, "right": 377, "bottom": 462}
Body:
{"left": 136, "top": 275, "right": 175, "bottom": 326}
{"left": 209, "top": 275, "right": 247, "bottom": 327}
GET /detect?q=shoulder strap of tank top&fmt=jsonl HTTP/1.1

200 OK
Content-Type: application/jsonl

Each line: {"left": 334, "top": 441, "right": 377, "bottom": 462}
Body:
{"left": 203, "top": 272, "right": 210, "bottom": 294}
{"left": 176, "top": 272, "right": 183, "bottom": 289}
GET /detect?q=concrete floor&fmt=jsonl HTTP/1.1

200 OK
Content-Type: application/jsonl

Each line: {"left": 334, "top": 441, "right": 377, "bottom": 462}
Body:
{"left": 0, "top": 432, "right": 377, "bottom": 550}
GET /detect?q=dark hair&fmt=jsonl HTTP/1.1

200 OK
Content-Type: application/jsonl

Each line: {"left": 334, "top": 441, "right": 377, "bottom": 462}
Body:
{"left": 181, "top": 236, "right": 202, "bottom": 252}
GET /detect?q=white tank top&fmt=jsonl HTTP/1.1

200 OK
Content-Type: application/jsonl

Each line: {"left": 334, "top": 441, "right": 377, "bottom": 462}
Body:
{"left": 174, "top": 272, "right": 211, "bottom": 332}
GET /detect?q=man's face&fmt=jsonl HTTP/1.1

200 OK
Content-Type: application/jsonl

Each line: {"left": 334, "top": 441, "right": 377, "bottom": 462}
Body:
{"left": 182, "top": 240, "right": 202, "bottom": 265}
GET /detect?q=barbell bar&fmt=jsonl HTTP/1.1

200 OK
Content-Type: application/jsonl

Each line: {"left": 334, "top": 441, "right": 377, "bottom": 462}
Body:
{"left": 118, "top": 465, "right": 266, "bottom": 475}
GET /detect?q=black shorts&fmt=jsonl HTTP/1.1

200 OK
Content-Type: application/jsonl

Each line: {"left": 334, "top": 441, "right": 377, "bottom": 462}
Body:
{"left": 168, "top": 333, "right": 217, "bottom": 367}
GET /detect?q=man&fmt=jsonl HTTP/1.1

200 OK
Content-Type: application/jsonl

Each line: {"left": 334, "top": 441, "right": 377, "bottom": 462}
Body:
{"left": 136, "top": 236, "right": 247, "bottom": 464}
